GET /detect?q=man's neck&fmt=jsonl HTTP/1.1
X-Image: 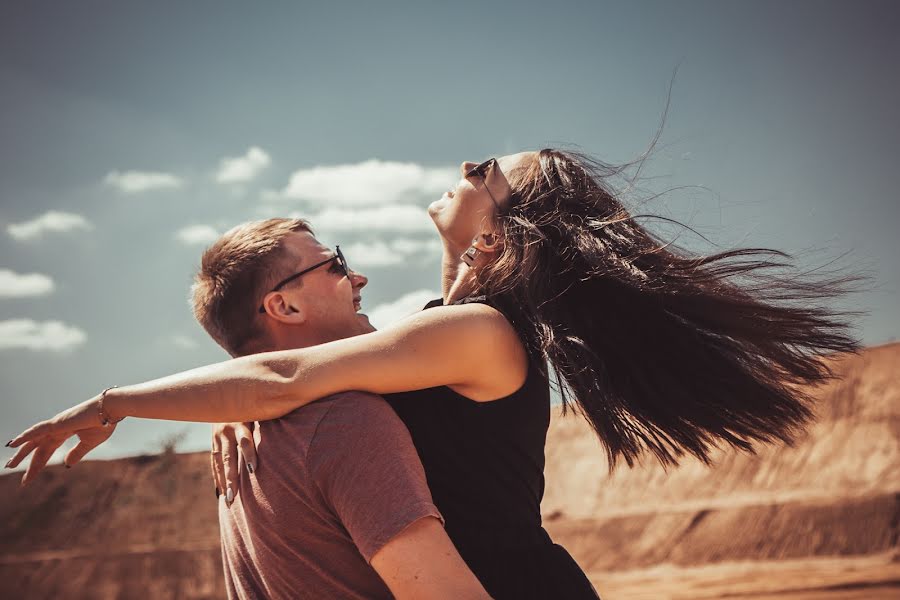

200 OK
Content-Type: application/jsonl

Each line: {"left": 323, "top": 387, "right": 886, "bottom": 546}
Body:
{"left": 267, "top": 328, "right": 345, "bottom": 353}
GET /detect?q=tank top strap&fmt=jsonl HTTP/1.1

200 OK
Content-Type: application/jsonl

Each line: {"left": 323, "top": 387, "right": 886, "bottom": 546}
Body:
{"left": 422, "top": 295, "right": 492, "bottom": 308}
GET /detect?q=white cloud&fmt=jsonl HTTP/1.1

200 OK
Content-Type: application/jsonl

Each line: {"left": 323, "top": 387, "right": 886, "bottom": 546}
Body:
{"left": 0, "top": 319, "right": 87, "bottom": 351}
{"left": 104, "top": 170, "right": 183, "bottom": 193}
{"left": 216, "top": 146, "right": 272, "bottom": 184}
{"left": 296, "top": 205, "right": 434, "bottom": 233}
{"left": 367, "top": 289, "right": 440, "bottom": 329}
{"left": 259, "top": 188, "right": 281, "bottom": 203}
{"left": 171, "top": 334, "right": 198, "bottom": 349}
{"left": 342, "top": 241, "right": 403, "bottom": 267}
{"left": 280, "top": 159, "right": 456, "bottom": 206}
{"left": 175, "top": 224, "right": 220, "bottom": 246}
{"left": 389, "top": 238, "right": 442, "bottom": 255}
{"left": 0, "top": 270, "right": 55, "bottom": 298}
{"left": 342, "top": 238, "right": 442, "bottom": 267}
{"left": 7, "top": 211, "right": 92, "bottom": 241}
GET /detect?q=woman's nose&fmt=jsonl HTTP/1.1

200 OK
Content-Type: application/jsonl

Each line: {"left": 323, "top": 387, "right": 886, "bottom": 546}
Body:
{"left": 461, "top": 161, "right": 477, "bottom": 177}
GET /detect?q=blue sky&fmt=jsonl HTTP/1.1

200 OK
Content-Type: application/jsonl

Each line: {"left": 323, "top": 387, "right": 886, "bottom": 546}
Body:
{"left": 2, "top": 1, "right": 898, "bottom": 462}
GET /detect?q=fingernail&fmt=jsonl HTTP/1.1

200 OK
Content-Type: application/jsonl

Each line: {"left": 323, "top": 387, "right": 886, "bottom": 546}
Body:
{"left": 215, "top": 487, "right": 221, "bottom": 499}
{"left": 246, "top": 462, "right": 254, "bottom": 474}
{"left": 5, "top": 440, "right": 12, "bottom": 447}
{"left": 65, "top": 464, "right": 71, "bottom": 469}
{"left": 4, "top": 460, "right": 10, "bottom": 469}
{"left": 226, "top": 487, "right": 234, "bottom": 504}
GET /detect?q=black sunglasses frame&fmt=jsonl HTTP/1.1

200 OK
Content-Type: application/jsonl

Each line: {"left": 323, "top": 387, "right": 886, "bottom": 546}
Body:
{"left": 258, "top": 246, "right": 348, "bottom": 314}
{"left": 465, "top": 158, "right": 501, "bottom": 209}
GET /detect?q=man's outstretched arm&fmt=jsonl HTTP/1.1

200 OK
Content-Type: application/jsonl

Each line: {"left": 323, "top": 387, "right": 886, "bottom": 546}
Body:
{"left": 371, "top": 516, "right": 491, "bottom": 600}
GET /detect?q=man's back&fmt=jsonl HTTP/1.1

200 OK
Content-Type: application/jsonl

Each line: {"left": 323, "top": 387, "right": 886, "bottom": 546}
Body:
{"left": 219, "top": 391, "right": 443, "bottom": 600}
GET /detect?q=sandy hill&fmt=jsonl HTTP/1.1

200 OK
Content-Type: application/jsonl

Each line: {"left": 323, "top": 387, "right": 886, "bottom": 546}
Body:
{"left": 542, "top": 342, "right": 900, "bottom": 598}
{"left": 1, "top": 343, "right": 898, "bottom": 599}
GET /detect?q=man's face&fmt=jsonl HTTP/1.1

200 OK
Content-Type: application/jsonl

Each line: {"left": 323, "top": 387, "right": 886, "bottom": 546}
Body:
{"left": 264, "top": 231, "right": 374, "bottom": 344}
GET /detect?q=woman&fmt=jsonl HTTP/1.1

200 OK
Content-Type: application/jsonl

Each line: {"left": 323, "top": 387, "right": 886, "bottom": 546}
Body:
{"left": 7, "top": 149, "right": 859, "bottom": 599}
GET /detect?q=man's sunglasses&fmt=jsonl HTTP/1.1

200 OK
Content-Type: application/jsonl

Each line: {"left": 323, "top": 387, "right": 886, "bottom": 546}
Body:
{"left": 258, "top": 246, "right": 348, "bottom": 314}
{"left": 465, "top": 158, "right": 501, "bottom": 209}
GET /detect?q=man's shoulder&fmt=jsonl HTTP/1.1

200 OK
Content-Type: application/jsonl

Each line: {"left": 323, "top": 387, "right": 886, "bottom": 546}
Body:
{"left": 305, "top": 392, "right": 416, "bottom": 478}
{"left": 310, "top": 391, "right": 403, "bottom": 434}
{"left": 255, "top": 392, "right": 400, "bottom": 467}
{"left": 276, "top": 392, "right": 399, "bottom": 437}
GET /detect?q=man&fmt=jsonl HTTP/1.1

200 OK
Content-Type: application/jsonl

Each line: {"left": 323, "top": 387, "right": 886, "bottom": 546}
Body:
{"left": 190, "top": 218, "right": 489, "bottom": 599}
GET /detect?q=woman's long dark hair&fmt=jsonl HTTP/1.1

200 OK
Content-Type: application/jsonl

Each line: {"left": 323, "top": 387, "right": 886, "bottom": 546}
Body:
{"left": 481, "top": 148, "right": 863, "bottom": 472}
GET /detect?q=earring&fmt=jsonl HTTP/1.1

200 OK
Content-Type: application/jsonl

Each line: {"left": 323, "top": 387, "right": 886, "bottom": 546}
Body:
{"left": 461, "top": 245, "right": 481, "bottom": 267}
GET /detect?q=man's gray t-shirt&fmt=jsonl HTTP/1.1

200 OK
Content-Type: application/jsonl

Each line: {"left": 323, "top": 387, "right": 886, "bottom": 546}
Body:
{"left": 219, "top": 392, "right": 443, "bottom": 600}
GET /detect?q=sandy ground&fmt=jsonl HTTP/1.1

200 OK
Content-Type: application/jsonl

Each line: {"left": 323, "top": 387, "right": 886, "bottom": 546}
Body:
{"left": 587, "top": 553, "right": 900, "bottom": 599}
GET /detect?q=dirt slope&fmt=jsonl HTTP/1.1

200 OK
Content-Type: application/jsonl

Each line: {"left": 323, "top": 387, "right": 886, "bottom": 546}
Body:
{"left": 543, "top": 342, "right": 900, "bottom": 518}
{"left": 0, "top": 452, "right": 223, "bottom": 599}
{"left": 541, "top": 343, "right": 900, "bottom": 598}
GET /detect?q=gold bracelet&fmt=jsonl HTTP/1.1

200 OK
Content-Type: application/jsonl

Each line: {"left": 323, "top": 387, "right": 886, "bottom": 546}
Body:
{"left": 97, "top": 385, "right": 123, "bottom": 427}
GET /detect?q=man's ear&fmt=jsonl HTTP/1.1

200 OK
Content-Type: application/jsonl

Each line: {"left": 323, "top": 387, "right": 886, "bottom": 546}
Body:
{"left": 261, "top": 292, "right": 307, "bottom": 325}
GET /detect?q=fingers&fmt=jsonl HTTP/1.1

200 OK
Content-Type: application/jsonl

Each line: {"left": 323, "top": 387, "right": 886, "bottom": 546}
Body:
{"left": 211, "top": 432, "right": 225, "bottom": 500}
{"left": 5, "top": 440, "right": 37, "bottom": 469}
{"left": 63, "top": 438, "right": 99, "bottom": 468}
{"left": 222, "top": 431, "right": 239, "bottom": 506}
{"left": 21, "top": 439, "right": 65, "bottom": 486}
{"left": 64, "top": 425, "right": 114, "bottom": 468}
{"left": 8, "top": 421, "right": 56, "bottom": 449}
{"left": 211, "top": 423, "right": 256, "bottom": 506}
{"left": 210, "top": 451, "right": 221, "bottom": 500}
{"left": 9, "top": 400, "right": 97, "bottom": 448}
{"left": 235, "top": 422, "right": 257, "bottom": 474}
{"left": 8, "top": 424, "right": 110, "bottom": 476}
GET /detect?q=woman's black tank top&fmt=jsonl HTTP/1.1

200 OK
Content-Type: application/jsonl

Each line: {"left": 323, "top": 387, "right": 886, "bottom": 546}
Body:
{"left": 384, "top": 297, "right": 600, "bottom": 599}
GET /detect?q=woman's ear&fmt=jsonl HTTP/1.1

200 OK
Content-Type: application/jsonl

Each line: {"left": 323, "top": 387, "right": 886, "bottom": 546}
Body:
{"left": 471, "top": 231, "right": 502, "bottom": 254}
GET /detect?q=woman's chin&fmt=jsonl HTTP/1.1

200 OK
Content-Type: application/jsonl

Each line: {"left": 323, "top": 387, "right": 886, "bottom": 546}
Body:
{"left": 427, "top": 201, "right": 446, "bottom": 228}
{"left": 427, "top": 198, "right": 444, "bottom": 217}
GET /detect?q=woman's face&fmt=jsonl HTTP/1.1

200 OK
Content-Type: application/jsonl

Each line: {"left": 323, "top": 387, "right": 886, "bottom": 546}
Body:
{"left": 428, "top": 152, "right": 534, "bottom": 250}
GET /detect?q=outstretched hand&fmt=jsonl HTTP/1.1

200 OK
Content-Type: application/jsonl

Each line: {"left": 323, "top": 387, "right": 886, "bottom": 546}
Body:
{"left": 5, "top": 397, "right": 116, "bottom": 486}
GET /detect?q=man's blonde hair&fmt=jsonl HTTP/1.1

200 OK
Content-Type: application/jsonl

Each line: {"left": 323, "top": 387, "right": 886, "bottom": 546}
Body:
{"left": 191, "top": 218, "right": 312, "bottom": 356}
